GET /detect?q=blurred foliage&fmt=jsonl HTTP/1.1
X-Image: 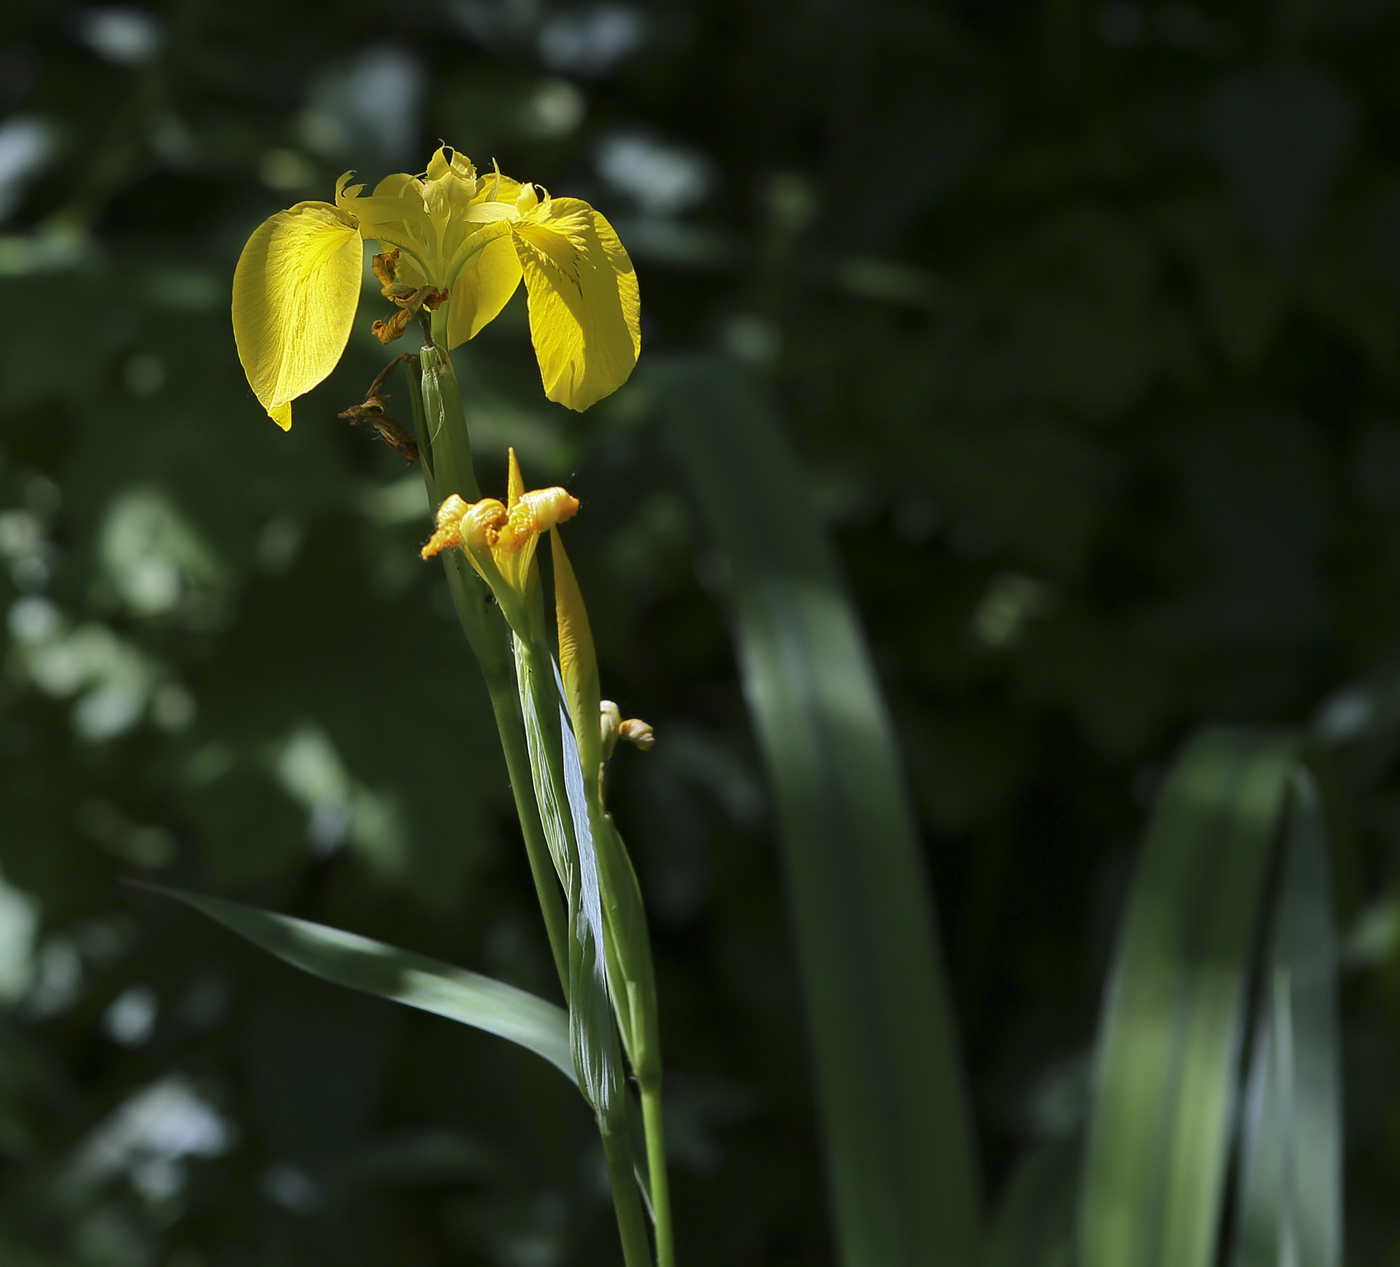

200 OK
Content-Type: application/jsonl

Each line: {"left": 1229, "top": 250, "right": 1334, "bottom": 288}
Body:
{"left": 3, "top": 0, "right": 1400, "bottom": 1263}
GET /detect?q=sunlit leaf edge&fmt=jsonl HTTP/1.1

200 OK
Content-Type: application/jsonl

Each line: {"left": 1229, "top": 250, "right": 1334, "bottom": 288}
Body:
{"left": 138, "top": 883, "right": 576, "bottom": 1084}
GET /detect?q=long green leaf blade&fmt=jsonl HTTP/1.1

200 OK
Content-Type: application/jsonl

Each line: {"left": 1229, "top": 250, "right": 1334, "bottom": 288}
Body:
{"left": 555, "top": 684, "right": 624, "bottom": 1125}
{"left": 1230, "top": 770, "right": 1341, "bottom": 1267}
{"left": 981, "top": 1137, "right": 1079, "bottom": 1267}
{"left": 145, "top": 885, "right": 575, "bottom": 1083}
{"left": 523, "top": 661, "right": 651, "bottom": 1265}
{"left": 1079, "top": 726, "right": 1302, "bottom": 1267}
{"left": 659, "top": 355, "right": 981, "bottom": 1266}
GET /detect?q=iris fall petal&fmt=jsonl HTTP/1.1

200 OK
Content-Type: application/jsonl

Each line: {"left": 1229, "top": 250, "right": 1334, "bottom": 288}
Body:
{"left": 232, "top": 201, "right": 362, "bottom": 430}
{"left": 233, "top": 148, "right": 639, "bottom": 429}
{"left": 512, "top": 199, "right": 640, "bottom": 411}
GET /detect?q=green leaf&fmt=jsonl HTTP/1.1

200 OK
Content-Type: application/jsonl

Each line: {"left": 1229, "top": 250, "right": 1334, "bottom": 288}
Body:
{"left": 515, "top": 635, "right": 577, "bottom": 897}
{"left": 658, "top": 355, "right": 982, "bottom": 1266}
{"left": 557, "top": 693, "right": 624, "bottom": 1125}
{"left": 982, "top": 1137, "right": 1079, "bottom": 1267}
{"left": 511, "top": 632, "right": 621, "bottom": 1121}
{"left": 555, "top": 653, "right": 672, "bottom": 1259}
{"left": 533, "top": 661, "right": 653, "bottom": 1266}
{"left": 143, "top": 884, "right": 575, "bottom": 1083}
{"left": 1078, "top": 726, "right": 1305, "bottom": 1267}
{"left": 1229, "top": 770, "right": 1341, "bottom": 1267}
{"left": 549, "top": 534, "right": 659, "bottom": 1081}
{"left": 550, "top": 623, "right": 661, "bottom": 1092}
{"left": 592, "top": 811, "right": 661, "bottom": 1089}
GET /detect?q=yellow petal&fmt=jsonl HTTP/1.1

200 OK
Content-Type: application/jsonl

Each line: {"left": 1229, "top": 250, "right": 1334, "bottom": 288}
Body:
{"left": 425, "top": 147, "right": 477, "bottom": 190}
{"left": 232, "top": 201, "right": 362, "bottom": 429}
{"left": 511, "top": 199, "right": 640, "bottom": 411}
{"left": 423, "top": 147, "right": 479, "bottom": 231}
{"left": 474, "top": 168, "right": 523, "bottom": 208}
{"left": 445, "top": 224, "right": 522, "bottom": 348}
{"left": 371, "top": 172, "right": 421, "bottom": 200}
{"left": 461, "top": 202, "right": 519, "bottom": 224}
{"left": 496, "top": 484, "right": 578, "bottom": 596}
{"left": 499, "top": 486, "right": 579, "bottom": 548}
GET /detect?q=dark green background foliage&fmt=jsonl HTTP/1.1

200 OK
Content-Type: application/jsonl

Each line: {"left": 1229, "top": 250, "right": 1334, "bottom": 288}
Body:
{"left": 1, "top": 0, "right": 1399, "bottom": 1263}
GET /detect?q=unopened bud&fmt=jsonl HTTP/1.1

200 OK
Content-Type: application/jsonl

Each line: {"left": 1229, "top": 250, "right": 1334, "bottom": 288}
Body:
{"left": 600, "top": 700, "right": 623, "bottom": 761}
{"left": 619, "top": 718, "right": 655, "bottom": 751}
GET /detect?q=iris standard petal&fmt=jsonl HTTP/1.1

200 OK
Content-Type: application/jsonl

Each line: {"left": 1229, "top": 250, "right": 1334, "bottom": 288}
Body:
{"left": 232, "top": 201, "right": 362, "bottom": 429}
{"left": 446, "top": 225, "right": 523, "bottom": 348}
{"left": 511, "top": 199, "right": 640, "bottom": 411}
{"left": 373, "top": 172, "right": 421, "bottom": 199}
{"left": 473, "top": 170, "right": 523, "bottom": 208}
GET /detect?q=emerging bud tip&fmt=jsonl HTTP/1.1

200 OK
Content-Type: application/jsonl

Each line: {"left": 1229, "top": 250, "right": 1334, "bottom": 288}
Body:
{"left": 600, "top": 700, "right": 622, "bottom": 758}
{"left": 619, "top": 718, "right": 656, "bottom": 750}
{"left": 601, "top": 701, "right": 654, "bottom": 754}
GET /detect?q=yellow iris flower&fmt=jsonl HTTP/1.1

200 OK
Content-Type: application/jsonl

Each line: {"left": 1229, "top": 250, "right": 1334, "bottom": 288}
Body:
{"left": 420, "top": 448, "right": 579, "bottom": 626}
{"left": 232, "top": 147, "right": 640, "bottom": 429}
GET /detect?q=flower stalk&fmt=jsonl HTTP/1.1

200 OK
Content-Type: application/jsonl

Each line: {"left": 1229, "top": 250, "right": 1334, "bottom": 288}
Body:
{"left": 401, "top": 332, "right": 570, "bottom": 993}
{"left": 233, "top": 144, "right": 665, "bottom": 1265}
{"left": 411, "top": 337, "right": 673, "bottom": 1267}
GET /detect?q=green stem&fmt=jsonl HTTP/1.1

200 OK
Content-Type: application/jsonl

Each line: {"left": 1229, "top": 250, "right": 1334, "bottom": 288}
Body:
{"left": 417, "top": 335, "right": 479, "bottom": 501}
{"left": 602, "top": 1120, "right": 656, "bottom": 1267}
{"left": 641, "top": 1084, "right": 675, "bottom": 1267}
{"left": 401, "top": 348, "right": 570, "bottom": 995}
{"left": 409, "top": 312, "right": 661, "bottom": 1264}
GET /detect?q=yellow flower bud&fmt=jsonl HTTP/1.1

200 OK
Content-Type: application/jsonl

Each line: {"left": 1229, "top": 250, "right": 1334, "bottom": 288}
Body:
{"left": 619, "top": 718, "right": 655, "bottom": 750}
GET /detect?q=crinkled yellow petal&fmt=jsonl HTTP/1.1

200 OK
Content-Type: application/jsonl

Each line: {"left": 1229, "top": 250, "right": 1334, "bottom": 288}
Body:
{"left": 511, "top": 198, "right": 640, "bottom": 411}
{"left": 446, "top": 224, "right": 522, "bottom": 348}
{"left": 232, "top": 201, "right": 361, "bottom": 429}
{"left": 495, "top": 484, "right": 579, "bottom": 594}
